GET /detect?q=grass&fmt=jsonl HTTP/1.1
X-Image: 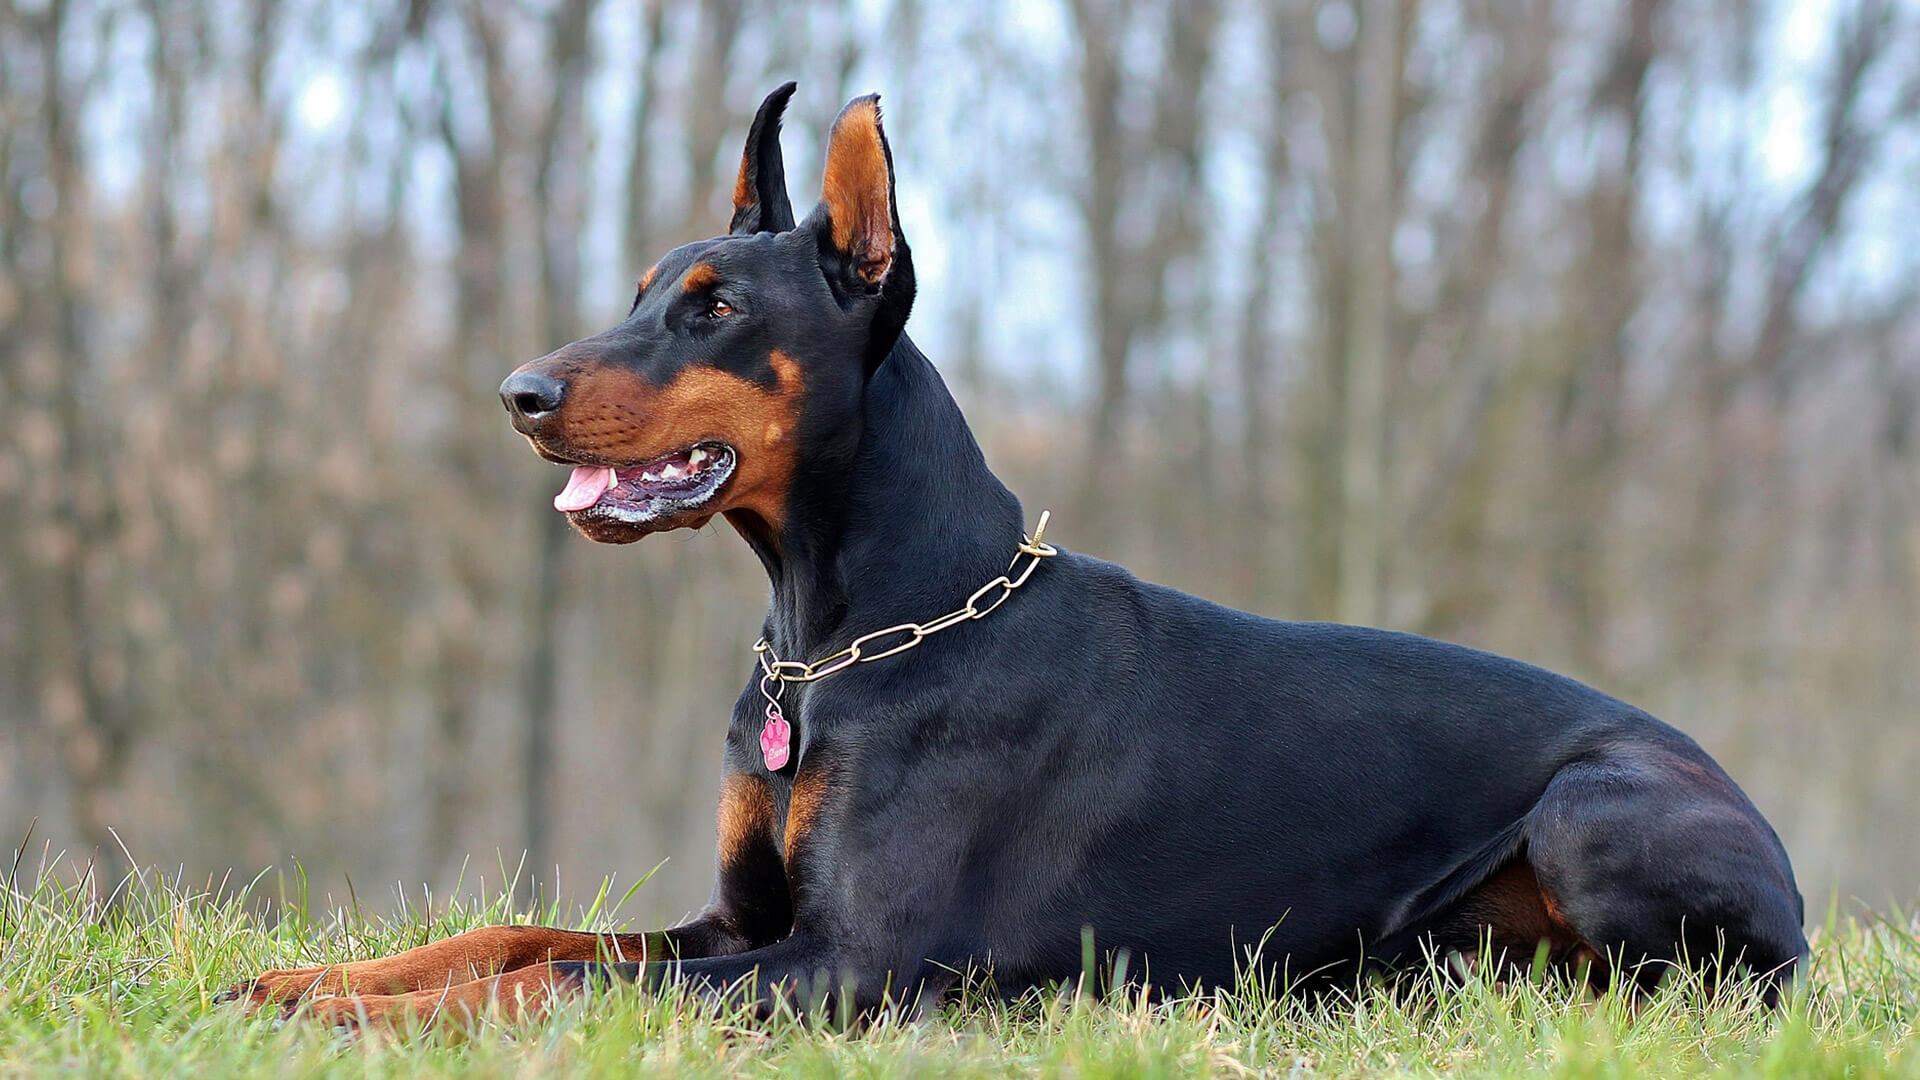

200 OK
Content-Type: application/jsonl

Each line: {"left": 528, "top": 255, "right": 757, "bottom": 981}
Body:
{"left": 0, "top": 851, "right": 1916, "bottom": 1079}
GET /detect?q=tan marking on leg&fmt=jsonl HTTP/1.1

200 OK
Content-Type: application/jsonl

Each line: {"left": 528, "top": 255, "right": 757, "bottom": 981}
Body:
{"left": 1449, "top": 860, "right": 1600, "bottom": 988}
{"left": 784, "top": 765, "right": 832, "bottom": 857}
{"left": 227, "top": 925, "right": 648, "bottom": 1010}
{"left": 300, "top": 963, "right": 590, "bottom": 1034}
{"left": 718, "top": 772, "right": 778, "bottom": 870}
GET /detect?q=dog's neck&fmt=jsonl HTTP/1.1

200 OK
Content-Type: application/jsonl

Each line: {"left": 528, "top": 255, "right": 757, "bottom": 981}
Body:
{"left": 739, "top": 337, "right": 1025, "bottom": 663}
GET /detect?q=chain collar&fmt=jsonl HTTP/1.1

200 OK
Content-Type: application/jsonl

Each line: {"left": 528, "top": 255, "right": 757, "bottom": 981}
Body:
{"left": 753, "top": 510, "right": 1057, "bottom": 698}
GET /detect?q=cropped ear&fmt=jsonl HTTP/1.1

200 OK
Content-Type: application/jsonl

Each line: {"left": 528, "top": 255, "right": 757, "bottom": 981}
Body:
{"left": 814, "top": 94, "right": 901, "bottom": 289}
{"left": 729, "top": 82, "right": 798, "bottom": 235}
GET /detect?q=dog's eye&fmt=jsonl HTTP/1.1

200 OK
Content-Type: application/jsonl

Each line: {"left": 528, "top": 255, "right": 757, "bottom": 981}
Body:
{"left": 707, "top": 299, "right": 734, "bottom": 319}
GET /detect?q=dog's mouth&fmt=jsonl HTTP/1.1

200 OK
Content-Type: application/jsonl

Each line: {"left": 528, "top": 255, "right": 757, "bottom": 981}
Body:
{"left": 550, "top": 442, "right": 737, "bottom": 526}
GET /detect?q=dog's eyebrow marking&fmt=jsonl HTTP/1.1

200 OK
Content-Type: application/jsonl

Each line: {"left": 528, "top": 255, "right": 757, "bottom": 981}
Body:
{"left": 682, "top": 263, "right": 721, "bottom": 292}
{"left": 631, "top": 264, "right": 661, "bottom": 314}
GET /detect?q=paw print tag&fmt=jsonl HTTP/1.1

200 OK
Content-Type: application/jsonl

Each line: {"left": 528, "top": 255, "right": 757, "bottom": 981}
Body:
{"left": 760, "top": 702, "right": 792, "bottom": 771}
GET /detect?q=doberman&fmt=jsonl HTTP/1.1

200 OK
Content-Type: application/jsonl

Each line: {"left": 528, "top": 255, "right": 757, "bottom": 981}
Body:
{"left": 224, "top": 85, "right": 1807, "bottom": 1029}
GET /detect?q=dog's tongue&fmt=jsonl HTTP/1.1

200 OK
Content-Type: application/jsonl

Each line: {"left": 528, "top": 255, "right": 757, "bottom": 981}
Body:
{"left": 554, "top": 465, "right": 618, "bottom": 512}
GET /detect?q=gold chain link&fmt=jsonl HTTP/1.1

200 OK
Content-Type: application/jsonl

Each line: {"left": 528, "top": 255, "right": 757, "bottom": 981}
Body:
{"left": 753, "top": 510, "right": 1057, "bottom": 686}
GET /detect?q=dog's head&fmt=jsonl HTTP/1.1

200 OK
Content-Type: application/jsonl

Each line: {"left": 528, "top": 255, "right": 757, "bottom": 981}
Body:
{"left": 500, "top": 84, "right": 914, "bottom": 545}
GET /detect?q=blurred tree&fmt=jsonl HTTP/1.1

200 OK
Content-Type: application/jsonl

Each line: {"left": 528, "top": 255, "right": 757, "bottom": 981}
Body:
{"left": 1, "top": 0, "right": 1916, "bottom": 914}
{"left": 1065, "top": 0, "right": 1219, "bottom": 541}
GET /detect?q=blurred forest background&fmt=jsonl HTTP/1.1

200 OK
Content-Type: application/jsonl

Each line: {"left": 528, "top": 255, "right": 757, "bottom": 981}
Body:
{"left": 2, "top": 0, "right": 1917, "bottom": 927}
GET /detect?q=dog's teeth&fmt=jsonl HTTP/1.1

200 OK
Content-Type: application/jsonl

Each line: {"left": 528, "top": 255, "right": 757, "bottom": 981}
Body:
{"left": 661, "top": 464, "right": 685, "bottom": 480}
{"left": 642, "top": 469, "right": 662, "bottom": 482}
{"left": 689, "top": 447, "right": 710, "bottom": 468}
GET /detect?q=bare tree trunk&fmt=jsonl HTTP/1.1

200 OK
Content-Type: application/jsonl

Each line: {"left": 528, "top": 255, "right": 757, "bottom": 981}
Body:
{"left": 1685, "top": 0, "right": 1906, "bottom": 663}
{"left": 1294, "top": 0, "right": 1354, "bottom": 623}
{"left": 425, "top": 7, "right": 515, "bottom": 878}
{"left": 1405, "top": 0, "right": 1551, "bottom": 639}
{"left": 1066, "top": 0, "right": 1217, "bottom": 543}
{"left": 675, "top": 0, "right": 745, "bottom": 241}
{"left": 1233, "top": 7, "right": 1306, "bottom": 610}
{"left": 624, "top": 0, "right": 669, "bottom": 266}
{"left": 1067, "top": 0, "right": 1130, "bottom": 539}
{"left": 1335, "top": 0, "right": 1398, "bottom": 627}
{"left": 521, "top": 0, "right": 597, "bottom": 891}
{"left": 1235, "top": 186, "right": 1282, "bottom": 610}
{"left": 24, "top": 0, "right": 137, "bottom": 896}
{"left": 1548, "top": 0, "right": 1660, "bottom": 676}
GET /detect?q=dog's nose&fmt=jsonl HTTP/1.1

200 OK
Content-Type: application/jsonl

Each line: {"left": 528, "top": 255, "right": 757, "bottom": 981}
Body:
{"left": 500, "top": 369, "right": 567, "bottom": 430}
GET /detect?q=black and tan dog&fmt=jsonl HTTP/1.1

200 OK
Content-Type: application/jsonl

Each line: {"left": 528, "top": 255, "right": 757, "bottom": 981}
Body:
{"left": 225, "top": 85, "right": 1806, "bottom": 1028}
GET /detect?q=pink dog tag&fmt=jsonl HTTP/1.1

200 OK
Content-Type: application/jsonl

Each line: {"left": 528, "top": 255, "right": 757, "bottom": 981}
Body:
{"left": 760, "top": 704, "right": 792, "bottom": 771}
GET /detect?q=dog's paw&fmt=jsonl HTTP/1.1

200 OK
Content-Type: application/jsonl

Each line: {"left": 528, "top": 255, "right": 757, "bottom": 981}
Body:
{"left": 293, "top": 991, "right": 464, "bottom": 1037}
{"left": 216, "top": 966, "right": 338, "bottom": 1012}
{"left": 294, "top": 995, "right": 372, "bottom": 1033}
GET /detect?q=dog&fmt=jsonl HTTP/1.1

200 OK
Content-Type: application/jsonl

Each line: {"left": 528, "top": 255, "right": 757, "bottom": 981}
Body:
{"left": 224, "top": 84, "right": 1807, "bottom": 1029}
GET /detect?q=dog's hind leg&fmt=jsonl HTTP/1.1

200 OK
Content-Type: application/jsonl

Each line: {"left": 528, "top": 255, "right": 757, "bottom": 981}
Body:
{"left": 1523, "top": 741, "right": 1807, "bottom": 1003}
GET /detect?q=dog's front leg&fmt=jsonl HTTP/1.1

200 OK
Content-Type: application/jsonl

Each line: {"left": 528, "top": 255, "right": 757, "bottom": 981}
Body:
{"left": 283, "top": 930, "right": 876, "bottom": 1034}
{"left": 226, "top": 772, "right": 793, "bottom": 1017}
{"left": 289, "top": 957, "right": 614, "bottom": 1034}
{"left": 219, "top": 919, "right": 738, "bottom": 1014}
{"left": 464, "top": 929, "right": 905, "bottom": 1022}
{"left": 645, "top": 928, "right": 902, "bottom": 1019}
